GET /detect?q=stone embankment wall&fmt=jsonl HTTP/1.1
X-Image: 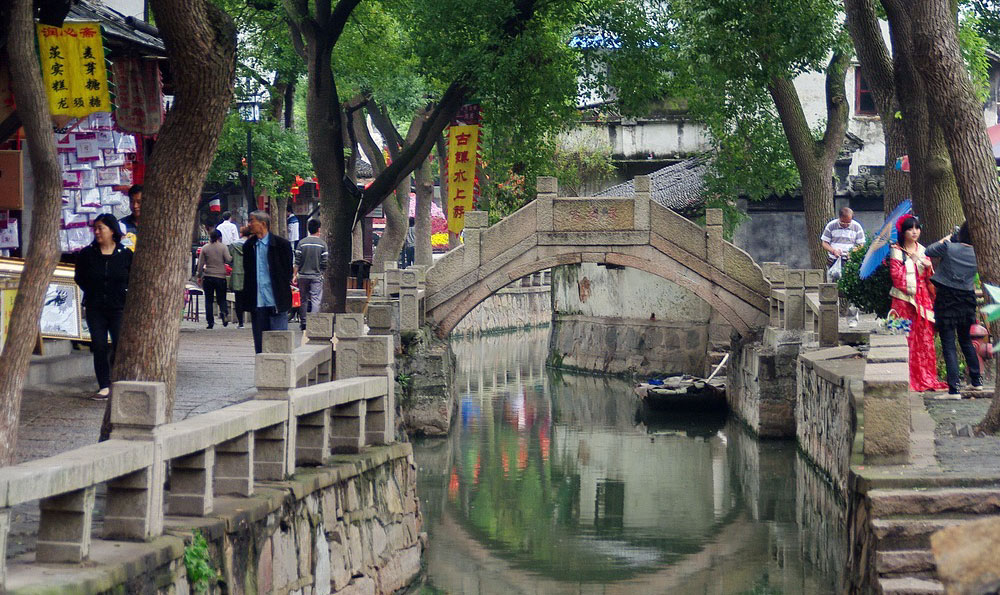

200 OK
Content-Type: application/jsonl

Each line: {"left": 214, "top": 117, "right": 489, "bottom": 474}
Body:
{"left": 726, "top": 330, "right": 800, "bottom": 438}
{"left": 549, "top": 263, "right": 732, "bottom": 377}
{"left": 452, "top": 284, "right": 551, "bottom": 336}
{"left": 396, "top": 329, "right": 457, "bottom": 436}
{"left": 795, "top": 345, "right": 864, "bottom": 495}
{"left": 8, "top": 445, "right": 423, "bottom": 595}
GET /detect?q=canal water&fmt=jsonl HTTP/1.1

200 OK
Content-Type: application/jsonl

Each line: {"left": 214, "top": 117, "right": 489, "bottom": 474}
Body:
{"left": 412, "top": 328, "right": 847, "bottom": 595}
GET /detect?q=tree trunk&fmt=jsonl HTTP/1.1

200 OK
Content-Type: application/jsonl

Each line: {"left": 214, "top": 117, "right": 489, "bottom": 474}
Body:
{"left": 767, "top": 52, "right": 849, "bottom": 270}
{"left": 0, "top": 0, "right": 64, "bottom": 464}
{"left": 904, "top": 0, "right": 1000, "bottom": 432}
{"left": 372, "top": 185, "right": 407, "bottom": 273}
{"left": 883, "top": 0, "right": 964, "bottom": 241}
{"left": 284, "top": 79, "right": 295, "bottom": 130}
{"left": 414, "top": 155, "right": 433, "bottom": 266}
{"left": 844, "top": 0, "right": 910, "bottom": 212}
{"left": 101, "top": 0, "right": 236, "bottom": 438}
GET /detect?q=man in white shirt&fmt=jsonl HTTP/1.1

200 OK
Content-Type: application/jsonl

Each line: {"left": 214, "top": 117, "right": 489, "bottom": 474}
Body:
{"left": 217, "top": 211, "right": 240, "bottom": 246}
{"left": 821, "top": 207, "right": 866, "bottom": 278}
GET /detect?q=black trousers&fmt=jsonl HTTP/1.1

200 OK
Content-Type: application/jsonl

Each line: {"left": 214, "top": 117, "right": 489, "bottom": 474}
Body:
{"left": 939, "top": 323, "right": 981, "bottom": 389}
{"left": 85, "top": 306, "right": 123, "bottom": 390}
{"left": 203, "top": 276, "right": 229, "bottom": 327}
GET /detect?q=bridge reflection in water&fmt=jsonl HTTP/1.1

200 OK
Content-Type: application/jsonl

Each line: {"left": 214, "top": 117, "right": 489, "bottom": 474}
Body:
{"left": 413, "top": 328, "right": 845, "bottom": 594}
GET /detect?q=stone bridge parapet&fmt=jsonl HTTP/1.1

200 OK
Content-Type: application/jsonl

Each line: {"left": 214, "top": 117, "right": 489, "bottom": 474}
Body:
{"left": 422, "top": 176, "right": 772, "bottom": 338}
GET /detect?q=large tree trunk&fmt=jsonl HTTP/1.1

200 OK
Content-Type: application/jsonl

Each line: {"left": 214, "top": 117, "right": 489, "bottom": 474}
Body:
{"left": 844, "top": 0, "right": 910, "bottom": 212}
{"left": 767, "top": 52, "right": 850, "bottom": 270}
{"left": 882, "top": 0, "right": 964, "bottom": 241}
{"left": 101, "top": 0, "right": 236, "bottom": 438}
{"left": 903, "top": 0, "right": 1000, "bottom": 432}
{"left": 372, "top": 185, "right": 407, "bottom": 273}
{"left": 0, "top": 0, "right": 64, "bottom": 464}
{"left": 414, "top": 155, "right": 433, "bottom": 266}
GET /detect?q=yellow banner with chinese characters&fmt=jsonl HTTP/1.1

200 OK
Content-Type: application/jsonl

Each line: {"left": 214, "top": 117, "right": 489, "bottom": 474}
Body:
{"left": 36, "top": 22, "right": 111, "bottom": 118}
{"left": 446, "top": 125, "right": 480, "bottom": 235}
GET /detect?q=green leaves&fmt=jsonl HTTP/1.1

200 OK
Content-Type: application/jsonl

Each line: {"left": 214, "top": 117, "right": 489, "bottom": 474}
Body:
{"left": 838, "top": 237, "right": 892, "bottom": 318}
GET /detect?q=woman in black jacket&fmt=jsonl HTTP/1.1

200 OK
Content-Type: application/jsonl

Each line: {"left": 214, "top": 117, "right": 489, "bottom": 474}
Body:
{"left": 74, "top": 213, "right": 133, "bottom": 400}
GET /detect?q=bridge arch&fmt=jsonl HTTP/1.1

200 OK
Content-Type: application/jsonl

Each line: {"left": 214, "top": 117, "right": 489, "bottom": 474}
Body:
{"left": 424, "top": 177, "right": 770, "bottom": 338}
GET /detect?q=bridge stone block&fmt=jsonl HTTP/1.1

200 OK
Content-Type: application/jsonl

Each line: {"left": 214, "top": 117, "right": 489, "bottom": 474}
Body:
{"left": 255, "top": 353, "right": 296, "bottom": 391}
{"left": 168, "top": 447, "right": 215, "bottom": 516}
{"left": 465, "top": 210, "right": 488, "bottom": 229}
{"left": 306, "top": 313, "right": 335, "bottom": 343}
{"left": 37, "top": 486, "right": 96, "bottom": 563}
{"left": 634, "top": 175, "right": 650, "bottom": 231}
{"left": 335, "top": 313, "right": 364, "bottom": 339}
{"left": 803, "top": 269, "right": 824, "bottom": 290}
{"left": 554, "top": 198, "right": 634, "bottom": 231}
{"left": 706, "top": 208, "right": 724, "bottom": 270}
{"left": 536, "top": 177, "right": 556, "bottom": 231}
{"left": 111, "top": 382, "right": 167, "bottom": 438}
{"left": 783, "top": 269, "right": 806, "bottom": 331}
{"left": 536, "top": 176, "right": 558, "bottom": 195}
{"left": 262, "top": 330, "right": 296, "bottom": 354}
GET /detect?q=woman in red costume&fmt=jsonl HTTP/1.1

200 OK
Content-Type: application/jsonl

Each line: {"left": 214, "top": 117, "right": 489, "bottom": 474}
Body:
{"left": 889, "top": 215, "right": 947, "bottom": 392}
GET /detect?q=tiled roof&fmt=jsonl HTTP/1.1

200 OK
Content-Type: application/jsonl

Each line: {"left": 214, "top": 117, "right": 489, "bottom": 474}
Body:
{"left": 68, "top": 1, "right": 166, "bottom": 57}
{"left": 596, "top": 156, "right": 709, "bottom": 215}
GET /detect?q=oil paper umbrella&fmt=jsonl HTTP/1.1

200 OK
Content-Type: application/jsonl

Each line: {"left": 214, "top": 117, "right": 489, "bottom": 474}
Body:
{"left": 859, "top": 199, "right": 912, "bottom": 280}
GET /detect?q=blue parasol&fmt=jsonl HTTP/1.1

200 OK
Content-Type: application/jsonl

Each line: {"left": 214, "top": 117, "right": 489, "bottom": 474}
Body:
{"left": 859, "top": 199, "right": 912, "bottom": 280}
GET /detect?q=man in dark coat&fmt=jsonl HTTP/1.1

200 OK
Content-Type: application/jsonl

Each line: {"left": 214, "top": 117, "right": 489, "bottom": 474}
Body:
{"left": 243, "top": 210, "right": 294, "bottom": 353}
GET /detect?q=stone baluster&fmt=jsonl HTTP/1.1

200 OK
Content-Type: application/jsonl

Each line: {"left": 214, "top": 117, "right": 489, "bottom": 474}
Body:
{"left": 36, "top": 486, "right": 96, "bottom": 563}
{"left": 634, "top": 175, "right": 651, "bottom": 231}
{"left": 385, "top": 262, "right": 401, "bottom": 297}
{"left": 254, "top": 331, "right": 297, "bottom": 480}
{"left": 346, "top": 289, "right": 368, "bottom": 314}
{"left": 400, "top": 268, "right": 421, "bottom": 332}
{"left": 168, "top": 448, "right": 215, "bottom": 516}
{"left": 103, "top": 381, "right": 166, "bottom": 542}
{"left": 705, "top": 208, "right": 725, "bottom": 272}
{"left": 536, "top": 176, "right": 557, "bottom": 232}
{"left": 306, "top": 313, "right": 334, "bottom": 382}
{"left": 818, "top": 283, "right": 840, "bottom": 347}
{"left": 214, "top": 433, "right": 254, "bottom": 497}
{"left": 762, "top": 262, "right": 784, "bottom": 328}
{"left": 543, "top": 269, "right": 551, "bottom": 286}
{"left": 359, "top": 334, "right": 395, "bottom": 445}
{"left": 0, "top": 510, "right": 8, "bottom": 586}
{"left": 296, "top": 408, "right": 331, "bottom": 466}
{"left": 332, "top": 314, "right": 367, "bottom": 453}
{"left": 784, "top": 269, "right": 806, "bottom": 331}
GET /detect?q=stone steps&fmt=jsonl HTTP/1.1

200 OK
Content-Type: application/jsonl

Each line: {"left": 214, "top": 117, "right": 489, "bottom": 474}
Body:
{"left": 869, "top": 488, "right": 1000, "bottom": 517}
{"left": 876, "top": 550, "right": 936, "bottom": 576}
{"left": 872, "top": 517, "right": 977, "bottom": 550}
{"left": 879, "top": 577, "right": 944, "bottom": 595}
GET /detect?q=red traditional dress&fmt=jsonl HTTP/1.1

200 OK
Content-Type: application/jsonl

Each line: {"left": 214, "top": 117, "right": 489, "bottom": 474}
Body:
{"left": 889, "top": 243, "right": 948, "bottom": 392}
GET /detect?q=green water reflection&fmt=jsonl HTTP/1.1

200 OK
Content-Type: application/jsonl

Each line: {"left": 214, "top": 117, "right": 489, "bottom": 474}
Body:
{"left": 413, "top": 328, "right": 845, "bottom": 594}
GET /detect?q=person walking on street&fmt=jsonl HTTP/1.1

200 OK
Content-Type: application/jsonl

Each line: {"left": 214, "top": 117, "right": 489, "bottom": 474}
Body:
{"left": 294, "top": 218, "right": 328, "bottom": 331}
{"left": 74, "top": 214, "right": 132, "bottom": 401}
{"left": 243, "top": 210, "right": 294, "bottom": 354}
{"left": 927, "top": 222, "right": 983, "bottom": 395}
{"left": 198, "top": 230, "right": 233, "bottom": 329}
{"left": 404, "top": 216, "right": 416, "bottom": 268}
{"left": 217, "top": 211, "right": 239, "bottom": 246}
{"left": 228, "top": 226, "right": 251, "bottom": 328}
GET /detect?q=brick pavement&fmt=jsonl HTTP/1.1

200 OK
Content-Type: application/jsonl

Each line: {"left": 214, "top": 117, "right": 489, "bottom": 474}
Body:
{"left": 15, "top": 319, "right": 274, "bottom": 463}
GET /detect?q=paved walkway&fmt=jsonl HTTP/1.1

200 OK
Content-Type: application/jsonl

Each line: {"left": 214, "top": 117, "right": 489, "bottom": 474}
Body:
{"left": 14, "top": 319, "right": 269, "bottom": 464}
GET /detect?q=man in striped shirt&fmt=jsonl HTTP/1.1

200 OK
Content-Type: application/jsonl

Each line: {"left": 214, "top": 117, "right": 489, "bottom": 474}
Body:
{"left": 293, "top": 218, "right": 329, "bottom": 331}
{"left": 821, "top": 207, "right": 866, "bottom": 280}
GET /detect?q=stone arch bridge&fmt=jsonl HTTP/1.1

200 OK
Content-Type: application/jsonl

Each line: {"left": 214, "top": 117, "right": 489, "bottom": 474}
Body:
{"left": 422, "top": 176, "right": 770, "bottom": 338}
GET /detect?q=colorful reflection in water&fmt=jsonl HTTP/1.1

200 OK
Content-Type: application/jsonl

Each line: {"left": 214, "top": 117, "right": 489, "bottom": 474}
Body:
{"left": 413, "top": 328, "right": 845, "bottom": 594}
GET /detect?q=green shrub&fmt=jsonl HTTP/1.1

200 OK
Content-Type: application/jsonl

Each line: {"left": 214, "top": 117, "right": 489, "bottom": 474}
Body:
{"left": 184, "top": 531, "right": 221, "bottom": 593}
{"left": 838, "top": 238, "right": 892, "bottom": 318}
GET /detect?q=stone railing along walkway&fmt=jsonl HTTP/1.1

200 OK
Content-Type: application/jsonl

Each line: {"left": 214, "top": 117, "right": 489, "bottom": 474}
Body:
{"left": 0, "top": 313, "right": 396, "bottom": 591}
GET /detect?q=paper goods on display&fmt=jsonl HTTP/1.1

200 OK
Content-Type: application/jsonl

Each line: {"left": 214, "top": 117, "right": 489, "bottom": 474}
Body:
{"left": 50, "top": 112, "right": 138, "bottom": 252}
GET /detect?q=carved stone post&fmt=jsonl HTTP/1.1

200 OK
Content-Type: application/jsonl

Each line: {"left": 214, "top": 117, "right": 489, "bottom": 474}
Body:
{"left": 819, "top": 283, "right": 840, "bottom": 347}
{"left": 536, "top": 176, "right": 557, "bottom": 232}
{"left": 385, "top": 261, "right": 401, "bottom": 297}
{"left": 335, "top": 313, "right": 364, "bottom": 380}
{"left": 463, "top": 210, "right": 487, "bottom": 274}
{"left": 400, "top": 268, "right": 421, "bottom": 332}
{"left": 360, "top": 335, "right": 395, "bottom": 444}
{"left": 214, "top": 433, "right": 254, "bottom": 497}
{"left": 104, "top": 381, "right": 167, "bottom": 542}
{"left": 762, "top": 262, "right": 782, "bottom": 327}
{"left": 254, "top": 331, "right": 296, "bottom": 479}
{"left": 634, "top": 175, "right": 651, "bottom": 231}
{"left": 37, "top": 486, "right": 96, "bottom": 562}
{"left": 706, "top": 208, "right": 724, "bottom": 270}
{"left": 784, "top": 269, "right": 806, "bottom": 331}
{"left": 168, "top": 447, "right": 215, "bottom": 516}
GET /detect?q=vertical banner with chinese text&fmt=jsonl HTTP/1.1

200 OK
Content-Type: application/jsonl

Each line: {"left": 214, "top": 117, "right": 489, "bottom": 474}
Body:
{"left": 446, "top": 124, "right": 480, "bottom": 235}
{"left": 36, "top": 22, "right": 112, "bottom": 118}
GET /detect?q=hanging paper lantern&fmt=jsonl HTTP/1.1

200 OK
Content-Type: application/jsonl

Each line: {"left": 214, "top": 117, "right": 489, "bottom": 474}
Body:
{"left": 208, "top": 197, "right": 221, "bottom": 212}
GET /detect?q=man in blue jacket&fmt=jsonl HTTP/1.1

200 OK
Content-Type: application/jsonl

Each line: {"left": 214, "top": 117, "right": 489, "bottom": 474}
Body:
{"left": 243, "top": 210, "right": 294, "bottom": 353}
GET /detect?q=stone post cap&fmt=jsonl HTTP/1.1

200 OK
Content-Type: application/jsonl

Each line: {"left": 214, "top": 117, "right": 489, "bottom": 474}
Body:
{"left": 785, "top": 269, "right": 806, "bottom": 288}
{"left": 536, "top": 176, "right": 558, "bottom": 195}
{"left": 359, "top": 335, "right": 394, "bottom": 367}
{"left": 803, "top": 269, "right": 824, "bottom": 289}
{"left": 262, "top": 331, "right": 296, "bottom": 353}
{"left": 634, "top": 175, "right": 651, "bottom": 193}
{"left": 762, "top": 262, "right": 782, "bottom": 281}
{"left": 385, "top": 262, "right": 398, "bottom": 270}
{"left": 465, "top": 211, "right": 488, "bottom": 229}
{"left": 705, "top": 208, "right": 723, "bottom": 226}
{"left": 306, "top": 313, "right": 335, "bottom": 341}
{"left": 819, "top": 283, "right": 839, "bottom": 302}
{"left": 334, "top": 313, "right": 365, "bottom": 339}
{"left": 111, "top": 381, "right": 167, "bottom": 429}
{"left": 400, "top": 269, "right": 420, "bottom": 288}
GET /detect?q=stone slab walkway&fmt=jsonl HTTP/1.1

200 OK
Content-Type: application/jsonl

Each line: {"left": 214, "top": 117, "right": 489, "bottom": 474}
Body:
{"left": 14, "top": 319, "right": 271, "bottom": 464}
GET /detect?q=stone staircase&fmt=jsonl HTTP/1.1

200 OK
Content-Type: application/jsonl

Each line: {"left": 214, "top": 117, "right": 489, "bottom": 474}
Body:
{"left": 868, "top": 487, "right": 1000, "bottom": 594}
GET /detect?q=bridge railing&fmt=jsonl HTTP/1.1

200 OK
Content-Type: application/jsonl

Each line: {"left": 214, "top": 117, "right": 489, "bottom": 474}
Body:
{"left": 762, "top": 263, "right": 839, "bottom": 346}
{"left": 0, "top": 313, "right": 394, "bottom": 588}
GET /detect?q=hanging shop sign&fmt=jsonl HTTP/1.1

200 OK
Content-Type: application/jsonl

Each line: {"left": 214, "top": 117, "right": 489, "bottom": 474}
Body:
{"left": 36, "top": 21, "right": 112, "bottom": 118}
{"left": 445, "top": 124, "right": 481, "bottom": 235}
